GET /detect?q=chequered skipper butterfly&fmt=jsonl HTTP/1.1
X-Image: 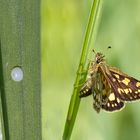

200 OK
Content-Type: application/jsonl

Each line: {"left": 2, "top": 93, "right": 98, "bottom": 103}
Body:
{"left": 79, "top": 51, "right": 140, "bottom": 113}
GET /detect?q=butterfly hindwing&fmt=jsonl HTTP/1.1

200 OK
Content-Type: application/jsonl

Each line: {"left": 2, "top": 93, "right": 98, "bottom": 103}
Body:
{"left": 79, "top": 78, "right": 93, "bottom": 97}
{"left": 98, "top": 71, "right": 125, "bottom": 112}
{"left": 92, "top": 71, "right": 125, "bottom": 112}
{"left": 102, "top": 91, "right": 125, "bottom": 112}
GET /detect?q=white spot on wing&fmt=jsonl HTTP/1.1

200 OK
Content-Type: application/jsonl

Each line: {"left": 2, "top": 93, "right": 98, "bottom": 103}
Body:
{"left": 122, "top": 78, "right": 130, "bottom": 85}
{"left": 136, "top": 82, "right": 140, "bottom": 87}
{"left": 118, "top": 88, "right": 124, "bottom": 93}
{"left": 114, "top": 74, "right": 119, "bottom": 79}
{"left": 117, "top": 98, "right": 120, "bottom": 103}
{"left": 112, "top": 104, "right": 114, "bottom": 107}
{"left": 107, "top": 103, "right": 110, "bottom": 107}
{"left": 108, "top": 93, "right": 115, "bottom": 101}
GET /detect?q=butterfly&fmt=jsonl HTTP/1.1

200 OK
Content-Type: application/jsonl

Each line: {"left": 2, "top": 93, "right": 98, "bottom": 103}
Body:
{"left": 79, "top": 51, "right": 140, "bottom": 113}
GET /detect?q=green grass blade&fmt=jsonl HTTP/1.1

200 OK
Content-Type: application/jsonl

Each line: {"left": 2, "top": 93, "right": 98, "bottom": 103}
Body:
{"left": 0, "top": 0, "right": 41, "bottom": 140}
{"left": 63, "top": 0, "right": 103, "bottom": 140}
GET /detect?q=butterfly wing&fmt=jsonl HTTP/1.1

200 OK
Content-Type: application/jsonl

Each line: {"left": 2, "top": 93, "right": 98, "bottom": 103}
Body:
{"left": 95, "top": 68, "right": 125, "bottom": 112}
{"left": 108, "top": 67, "right": 140, "bottom": 102}
{"left": 101, "top": 89, "right": 125, "bottom": 112}
{"left": 80, "top": 66, "right": 126, "bottom": 112}
{"left": 79, "top": 78, "right": 93, "bottom": 97}
{"left": 86, "top": 67, "right": 125, "bottom": 112}
{"left": 100, "top": 65, "right": 140, "bottom": 112}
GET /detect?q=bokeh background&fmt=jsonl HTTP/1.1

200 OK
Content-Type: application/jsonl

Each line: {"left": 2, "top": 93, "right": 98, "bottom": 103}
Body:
{"left": 41, "top": 0, "right": 140, "bottom": 140}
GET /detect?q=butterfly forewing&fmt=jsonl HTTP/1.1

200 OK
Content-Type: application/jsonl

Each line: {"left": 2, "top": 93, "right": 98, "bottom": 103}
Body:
{"left": 108, "top": 69, "right": 140, "bottom": 102}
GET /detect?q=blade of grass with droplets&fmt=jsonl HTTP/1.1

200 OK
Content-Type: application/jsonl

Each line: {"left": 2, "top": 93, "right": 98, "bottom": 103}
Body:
{"left": 63, "top": 0, "right": 103, "bottom": 140}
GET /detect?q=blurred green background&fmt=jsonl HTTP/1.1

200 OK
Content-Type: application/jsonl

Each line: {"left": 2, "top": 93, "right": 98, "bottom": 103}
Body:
{"left": 41, "top": 0, "right": 140, "bottom": 140}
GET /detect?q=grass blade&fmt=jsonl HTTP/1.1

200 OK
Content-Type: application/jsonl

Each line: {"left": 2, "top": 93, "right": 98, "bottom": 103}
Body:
{"left": 63, "top": 0, "right": 103, "bottom": 140}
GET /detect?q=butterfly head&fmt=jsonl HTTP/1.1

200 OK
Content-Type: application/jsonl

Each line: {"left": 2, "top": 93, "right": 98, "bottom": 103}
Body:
{"left": 95, "top": 52, "right": 105, "bottom": 64}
